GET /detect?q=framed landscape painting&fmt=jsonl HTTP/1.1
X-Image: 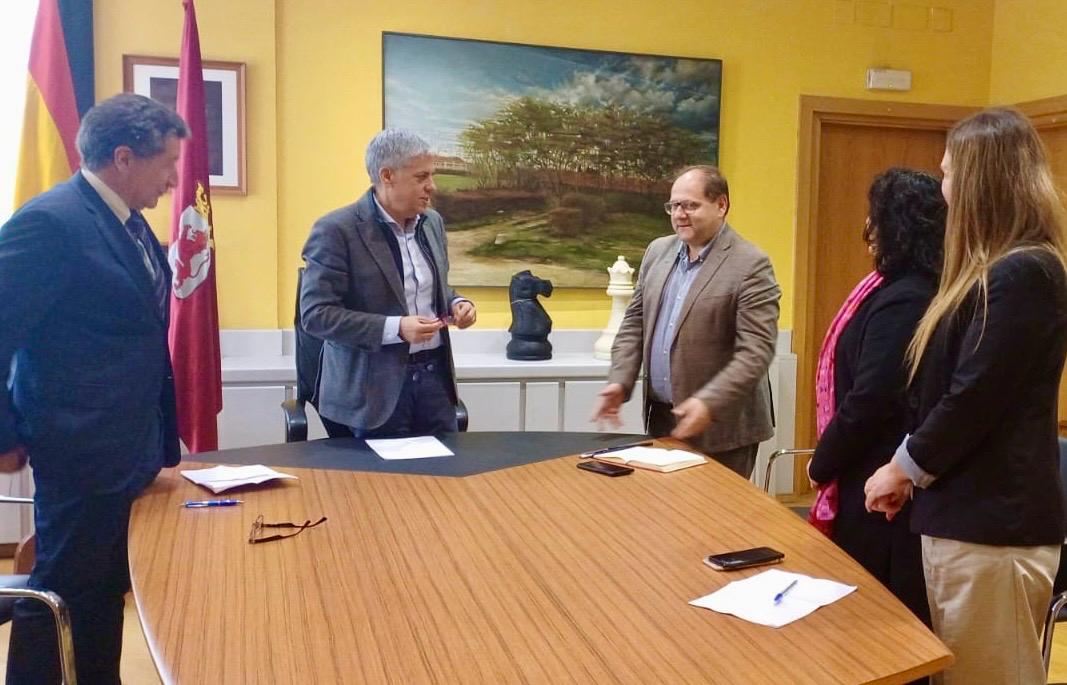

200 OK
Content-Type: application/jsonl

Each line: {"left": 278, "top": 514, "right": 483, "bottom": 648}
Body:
{"left": 382, "top": 32, "right": 722, "bottom": 287}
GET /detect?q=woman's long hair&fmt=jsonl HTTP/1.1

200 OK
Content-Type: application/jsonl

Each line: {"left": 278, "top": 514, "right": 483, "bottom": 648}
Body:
{"left": 906, "top": 107, "right": 1067, "bottom": 380}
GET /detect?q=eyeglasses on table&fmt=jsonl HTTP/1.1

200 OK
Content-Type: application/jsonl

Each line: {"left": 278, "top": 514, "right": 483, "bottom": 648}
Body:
{"left": 247, "top": 514, "right": 327, "bottom": 544}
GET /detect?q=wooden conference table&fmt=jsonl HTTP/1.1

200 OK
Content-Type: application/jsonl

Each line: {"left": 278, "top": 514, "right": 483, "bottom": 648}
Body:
{"left": 128, "top": 433, "right": 951, "bottom": 684}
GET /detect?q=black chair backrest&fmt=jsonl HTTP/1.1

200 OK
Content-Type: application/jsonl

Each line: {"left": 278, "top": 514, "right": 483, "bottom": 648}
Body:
{"left": 294, "top": 267, "right": 324, "bottom": 404}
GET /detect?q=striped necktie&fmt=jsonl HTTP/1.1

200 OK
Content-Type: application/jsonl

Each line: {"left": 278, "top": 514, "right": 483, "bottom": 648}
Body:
{"left": 125, "top": 211, "right": 168, "bottom": 315}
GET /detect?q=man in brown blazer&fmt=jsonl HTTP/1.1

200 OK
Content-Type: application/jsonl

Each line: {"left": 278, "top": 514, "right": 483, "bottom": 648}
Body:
{"left": 592, "top": 165, "right": 781, "bottom": 477}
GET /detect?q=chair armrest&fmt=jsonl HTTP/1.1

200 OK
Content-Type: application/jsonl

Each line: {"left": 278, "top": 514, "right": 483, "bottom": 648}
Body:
{"left": 0, "top": 585, "right": 75, "bottom": 683}
{"left": 456, "top": 398, "right": 469, "bottom": 433}
{"left": 1043, "top": 589, "right": 1067, "bottom": 674}
{"left": 281, "top": 398, "right": 309, "bottom": 443}
{"left": 763, "top": 448, "right": 815, "bottom": 494}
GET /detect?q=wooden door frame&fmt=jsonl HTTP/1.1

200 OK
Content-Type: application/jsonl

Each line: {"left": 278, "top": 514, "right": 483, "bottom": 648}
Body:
{"left": 792, "top": 96, "right": 977, "bottom": 490}
{"left": 1015, "top": 93, "right": 1067, "bottom": 434}
{"left": 1015, "top": 93, "right": 1067, "bottom": 124}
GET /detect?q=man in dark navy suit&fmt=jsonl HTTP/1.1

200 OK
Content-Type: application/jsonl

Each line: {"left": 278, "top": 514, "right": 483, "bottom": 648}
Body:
{"left": 0, "top": 94, "right": 187, "bottom": 684}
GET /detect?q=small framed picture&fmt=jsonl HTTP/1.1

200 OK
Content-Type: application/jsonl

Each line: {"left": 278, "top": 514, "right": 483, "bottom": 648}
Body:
{"left": 123, "top": 54, "right": 247, "bottom": 194}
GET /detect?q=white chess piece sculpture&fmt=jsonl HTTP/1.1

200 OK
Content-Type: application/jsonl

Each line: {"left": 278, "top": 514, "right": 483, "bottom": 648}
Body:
{"left": 594, "top": 256, "right": 635, "bottom": 360}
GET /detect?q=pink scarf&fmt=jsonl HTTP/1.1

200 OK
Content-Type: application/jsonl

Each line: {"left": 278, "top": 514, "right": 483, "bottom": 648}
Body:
{"left": 809, "top": 270, "right": 884, "bottom": 537}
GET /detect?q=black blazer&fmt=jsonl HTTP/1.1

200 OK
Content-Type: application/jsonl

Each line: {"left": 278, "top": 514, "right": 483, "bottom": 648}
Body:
{"left": 809, "top": 272, "right": 936, "bottom": 492}
{"left": 908, "top": 248, "right": 1067, "bottom": 546}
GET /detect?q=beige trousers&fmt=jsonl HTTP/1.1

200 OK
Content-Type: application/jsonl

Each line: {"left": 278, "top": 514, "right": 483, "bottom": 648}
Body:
{"left": 922, "top": 535, "right": 1058, "bottom": 685}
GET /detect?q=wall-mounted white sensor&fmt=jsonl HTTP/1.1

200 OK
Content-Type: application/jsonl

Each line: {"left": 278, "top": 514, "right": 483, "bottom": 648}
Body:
{"left": 866, "top": 68, "right": 912, "bottom": 91}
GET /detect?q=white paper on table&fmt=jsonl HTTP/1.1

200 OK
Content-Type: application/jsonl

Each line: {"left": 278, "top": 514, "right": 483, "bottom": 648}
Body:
{"left": 689, "top": 568, "right": 857, "bottom": 628}
{"left": 365, "top": 436, "right": 454, "bottom": 460}
{"left": 180, "top": 464, "right": 298, "bottom": 494}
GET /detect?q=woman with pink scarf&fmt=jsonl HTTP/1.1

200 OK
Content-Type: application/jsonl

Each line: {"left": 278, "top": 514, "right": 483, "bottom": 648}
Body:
{"left": 807, "top": 168, "right": 945, "bottom": 626}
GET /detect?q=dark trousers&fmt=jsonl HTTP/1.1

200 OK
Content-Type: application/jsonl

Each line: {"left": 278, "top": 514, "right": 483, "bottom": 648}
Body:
{"left": 353, "top": 348, "right": 457, "bottom": 438}
{"left": 7, "top": 487, "right": 134, "bottom": 685}
{"left": 647, "top": 400, "right": 759, "bottom": 478}
{"left": 833, "top": 486, "right": 931, "bottom": 627}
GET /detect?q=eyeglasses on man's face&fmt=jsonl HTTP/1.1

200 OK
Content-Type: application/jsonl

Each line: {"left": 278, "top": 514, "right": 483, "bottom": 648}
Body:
{"left": 663, "top": 200, "right": 704, "bottom": 215}
{"left": 248, "top": 514, "right": 328, "bottom": 544}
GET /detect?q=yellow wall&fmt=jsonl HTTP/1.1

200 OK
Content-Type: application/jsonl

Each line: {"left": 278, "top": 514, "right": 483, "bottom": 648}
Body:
{"left": 94, "top": 0, "right": 278, "bottom": 329}
{"left": 989, "top": 0, "right": 1067, "bottom": 104}
{"left": 96, "top": 0, "right": 996, "bottom": 330}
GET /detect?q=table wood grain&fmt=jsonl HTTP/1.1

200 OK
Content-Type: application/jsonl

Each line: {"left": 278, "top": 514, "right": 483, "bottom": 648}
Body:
{"left": 129, "top": 440, "right": 951, "bottom": 684}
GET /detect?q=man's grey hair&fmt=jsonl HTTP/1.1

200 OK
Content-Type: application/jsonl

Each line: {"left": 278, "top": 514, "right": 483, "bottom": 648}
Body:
{"left": 365, "top": 129, "right": 430, "bottom": 184}
{"left": 76, "top": 93, "right": 189, "bottom": 171}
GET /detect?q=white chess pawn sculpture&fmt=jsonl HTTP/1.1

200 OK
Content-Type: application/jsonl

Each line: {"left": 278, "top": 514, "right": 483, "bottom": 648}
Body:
{"left": 594, "top": 256, "right": 635, "bottom": 360}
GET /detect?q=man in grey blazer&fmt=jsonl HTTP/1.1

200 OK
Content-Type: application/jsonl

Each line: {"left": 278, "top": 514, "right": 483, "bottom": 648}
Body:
{"left": 301, "top": 129, "right": 475, "bottom": 437}
{"left": 592, "top": 165, "right": 780, "bottom": 477}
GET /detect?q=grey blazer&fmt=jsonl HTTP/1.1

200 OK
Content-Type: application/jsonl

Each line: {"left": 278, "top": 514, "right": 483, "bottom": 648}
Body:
{"left": 300, "top": 188, "right": 460, "bottom": 431}
{"left": 607, "top": 224, "right": 781, "bottom": 455}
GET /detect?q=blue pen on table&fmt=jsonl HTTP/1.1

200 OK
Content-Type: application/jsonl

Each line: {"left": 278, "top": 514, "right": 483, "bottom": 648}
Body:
{"left": 773, "top": 579, "right": 798, "bottom": 604}
{"left": 181, "top": 499, "right": 243, "bottom": 508}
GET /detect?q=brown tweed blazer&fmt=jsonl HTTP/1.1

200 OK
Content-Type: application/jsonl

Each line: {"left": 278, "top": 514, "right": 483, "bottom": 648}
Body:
{"left": 607, "top": 224, "right": 781, "bottom": 455}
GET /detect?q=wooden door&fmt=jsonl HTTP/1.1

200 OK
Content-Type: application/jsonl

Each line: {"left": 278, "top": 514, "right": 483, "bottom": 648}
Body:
{"left": 794, "top": 97, "right": 976, "bottom": 491}
{"left": 813, "top": 123, "right": 947, "bottom": 376}
{"left": 1019, "top": 95, "right": 1067, "bottom": 431}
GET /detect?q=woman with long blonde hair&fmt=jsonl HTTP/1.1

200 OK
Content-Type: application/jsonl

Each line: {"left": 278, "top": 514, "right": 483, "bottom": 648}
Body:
{"left": 865, "top": 107, "right": 1067, "bottom": 684}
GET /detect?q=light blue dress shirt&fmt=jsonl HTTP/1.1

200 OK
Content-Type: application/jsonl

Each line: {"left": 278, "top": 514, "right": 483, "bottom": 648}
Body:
{"left": 648, "top": 236, "right": 719, "bottom": 403}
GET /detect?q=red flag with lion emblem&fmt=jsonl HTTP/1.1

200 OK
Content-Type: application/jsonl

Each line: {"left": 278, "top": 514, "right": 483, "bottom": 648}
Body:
{"left": 169, "top": 0, "right": 221, "bottom": 452}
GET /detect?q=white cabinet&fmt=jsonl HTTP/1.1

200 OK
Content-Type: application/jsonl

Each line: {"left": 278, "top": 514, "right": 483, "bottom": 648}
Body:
{"left": 524, "top": 382, "right": 561, "bottom": 431}
{"left": 457, "top": 382, "right": 522, "bottom": 431}
{"left": 219, "top": 386, "right": 287, "bottom": 448}
{"left": 563, "top": 381, "right": 644, "bottom": 434}
{"left": 215, "top": 329, "right": 799, "bottom": 492}
{"left": 0, "top": 470, "right": 32, "bottom": 545}
{"left": 455, "top": 379, "right": 644, "bottom": 434}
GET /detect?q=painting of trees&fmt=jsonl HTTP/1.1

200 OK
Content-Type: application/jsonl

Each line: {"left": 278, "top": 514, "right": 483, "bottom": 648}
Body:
{"left": 383, "top": 33, "right": 721, "bottom": 286}
{"left": 459, "top": 99, "right": 704, "bottom": 197}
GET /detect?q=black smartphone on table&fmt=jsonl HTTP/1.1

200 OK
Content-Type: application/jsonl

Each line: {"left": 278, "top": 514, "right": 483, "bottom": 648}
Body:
{"left": 576, "top": 461, "right": 634, "bottom": 477}
{"left": 703, "top": 546, "right": 784, "bottom": 571}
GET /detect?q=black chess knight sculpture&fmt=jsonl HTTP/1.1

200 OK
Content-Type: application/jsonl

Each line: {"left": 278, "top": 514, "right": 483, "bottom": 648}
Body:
{"left": 506, "top": 270, "right": 553, "bottom": 361}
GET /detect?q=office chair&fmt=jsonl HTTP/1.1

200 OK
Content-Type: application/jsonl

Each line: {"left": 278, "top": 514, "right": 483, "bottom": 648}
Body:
{"left": 763, "top": 448, "right": 816, "bottom": 518}
{"left": 0, "top": 516, "right": 35, "bottom": 622}
{"left": 1040, "top": 437, "right": 1067, "bottom": 677}
{"left": 0, "top": 518, "right": 77, "bottom": 683}
{"left": 281, "top": 267, "right": 468, "bottom": 442}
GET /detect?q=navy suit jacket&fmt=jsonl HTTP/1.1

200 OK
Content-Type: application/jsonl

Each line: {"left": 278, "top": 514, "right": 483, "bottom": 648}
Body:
{"left": 0, "top": 172, "right": 180, "bottom": 495}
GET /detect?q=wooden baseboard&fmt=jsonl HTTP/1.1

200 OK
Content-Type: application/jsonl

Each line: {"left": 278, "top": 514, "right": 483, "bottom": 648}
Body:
{"left": 0, "top": 543, "right": 18, "bottom": 559}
